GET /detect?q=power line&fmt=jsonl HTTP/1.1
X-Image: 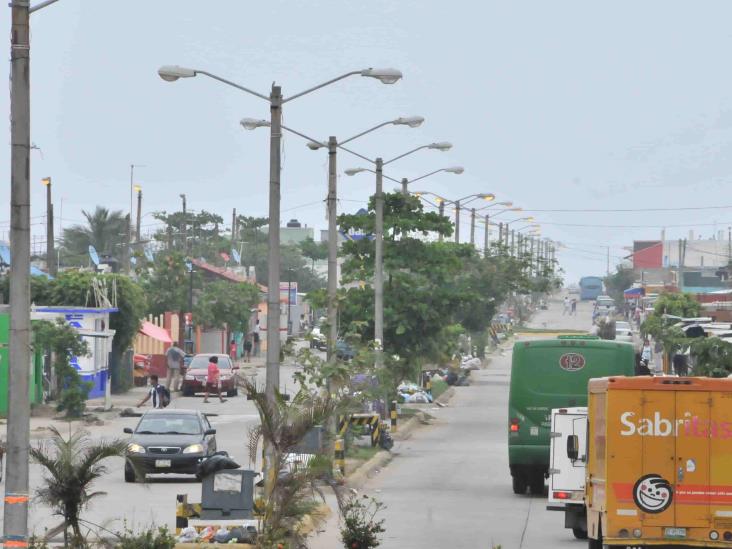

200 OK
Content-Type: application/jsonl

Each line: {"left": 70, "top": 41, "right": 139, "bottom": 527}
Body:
{"left": 523, "top": 204, "right": 732, "bottom": 213}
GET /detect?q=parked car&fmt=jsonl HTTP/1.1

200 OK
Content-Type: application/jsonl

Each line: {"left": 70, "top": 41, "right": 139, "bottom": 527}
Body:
{"left": 309, "top": 325, "right": 327, "bottom": 351}
{"left": 614, "top": 320, "right": 633, "bottom": 343}
{"left": 336, "top": 339, "right": 355, "bottom": 361}
{"left": 595, "top": 295, "right": 615, "bottom": 315}
{"left": 182, "top": 353, "right": 239, "bottom": 397}
{"left": 123, "top": 409, "right": 217, "bottom": 482}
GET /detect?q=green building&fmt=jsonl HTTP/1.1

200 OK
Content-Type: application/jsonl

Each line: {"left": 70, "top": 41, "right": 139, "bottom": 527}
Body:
{"left": 0, "top": 307, "right": 43, "bottom": 416}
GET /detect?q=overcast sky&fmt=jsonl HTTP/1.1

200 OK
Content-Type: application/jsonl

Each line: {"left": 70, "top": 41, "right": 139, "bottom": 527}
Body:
{"left": 2, "top": 0, "right": 732, "bottom": 282}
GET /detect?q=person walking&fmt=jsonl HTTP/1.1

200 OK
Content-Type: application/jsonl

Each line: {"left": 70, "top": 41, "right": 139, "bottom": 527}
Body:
{"left": 137, "top": 375, "right": 168, "bottom": 409}
{"left": 203, "top": 356, "right": 226, "bottom": 404}
{"left": 641, "top": 338, "right": 653, "bottom": 368}
{"left": 563, "top": 296, "right": 570, "bottom": 316}
{"left": 165, "top": 342, "right": 185, "bottom": 392}
{"left": 243, "top": 337, "right": 253, "bottom": 363}
{"left": 252, "top": 320, "right": 261, "bottom": 357}
{"left": 229, "top": 338, "right": 238, "bottom": 361}
{"left": 570, "top": 298, "right": 577, "bottom": 316}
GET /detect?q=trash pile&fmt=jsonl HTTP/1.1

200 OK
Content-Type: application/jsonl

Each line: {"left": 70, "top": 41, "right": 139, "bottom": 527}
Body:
{"left": 177, "top": 525, "right": 257, "bottom": 545}
{"left": 397, "top": 381, "right": 433, "bottom": 403}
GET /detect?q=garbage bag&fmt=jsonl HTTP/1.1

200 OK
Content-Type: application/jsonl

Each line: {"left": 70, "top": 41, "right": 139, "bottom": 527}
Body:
{"left": 196, "top": 453, "right": 240, "bottom": 477}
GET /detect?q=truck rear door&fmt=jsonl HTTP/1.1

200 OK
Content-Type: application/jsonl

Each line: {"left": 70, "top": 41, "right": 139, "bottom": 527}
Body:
{"left": 549, "top": 410, "right": 586, "bottom": 503}
{"left": 674, "top": 390, "right": 711, "bottom": 528}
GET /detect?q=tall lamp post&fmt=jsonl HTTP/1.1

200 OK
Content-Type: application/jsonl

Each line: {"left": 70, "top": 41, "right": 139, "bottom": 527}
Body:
{"left": 134, "top": 184, "right": 142, "bottom": 248}
{"left": 241, "top": 116, "right": 424, "bottom": 362}
{"left": 413, "top": 193, "right": 495, "bottom": 244}
{"left": 344, "top": 151, "right": 457, "bottom": 374}
{"left": 41, "top": 177, "right": 56, "bottom": 276}
{"left": 159, "top": 64, "right": 402, "bottom": 489}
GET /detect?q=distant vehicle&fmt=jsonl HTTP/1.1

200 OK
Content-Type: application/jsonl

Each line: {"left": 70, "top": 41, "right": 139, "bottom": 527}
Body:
{"left": 595, "top": 295, "right": 615, "bottom": 315}
{"left": 567, "top": 284, "right": 580, "bottom": 295}
{"left": 309, "top": 325, "right": 327, "bottom": 351}
{"left": 579, "top": 276, "right": 603, "bottom": 300}
{"left": 182, "top": 354, "right": 239, "bottom": 397}
{"left": 547, "top": 407, "right": 587, "bottom": 540}
{"left": 336, "top": 339, "right": 355, "bottom": 361}
{"left": 614, "top": 320, "right": 633, "bottom": 343}
{"left": 508, "top": 336, "right": 635, "bottom": 496}
{"left": 123, "top": 409, "right": 217, "bottom": 482}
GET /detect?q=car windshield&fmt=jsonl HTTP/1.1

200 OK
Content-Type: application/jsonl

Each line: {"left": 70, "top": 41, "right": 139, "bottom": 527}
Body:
{"left": 136, "top": 415, "right": 201, "bottom": 435}
{"left": 188, "top": 355, "right": 232, "bottom": 369}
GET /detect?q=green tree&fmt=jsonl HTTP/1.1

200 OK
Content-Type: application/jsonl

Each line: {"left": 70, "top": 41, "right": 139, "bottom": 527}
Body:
{"left": 690, "top": 337, "right": 732, "bottom": 377}
{"left": 604, "top": 267, "right": 636, "bottom": 306}
{"left": 653, "top": 292, "right": 702, "bottom": 318}
{"left": 194, "top": 280, "right": 260, "bottom": 333}
{"left": 34, "top": 319, "right": 91, "bottom": 417}
{"left": 153, "top": 210, "right": 228, "bottom": 262}
{"left": 61, "top": 207, "right": 127, "bottom": 265}
{"left": 299, "top": 237, "right": 328, "bottom": 272}
{"left": 140, "top": 252, "right": 191, "bottom": 316}
{"left": 30, "top": 427, "right": 125, "bottom": 546}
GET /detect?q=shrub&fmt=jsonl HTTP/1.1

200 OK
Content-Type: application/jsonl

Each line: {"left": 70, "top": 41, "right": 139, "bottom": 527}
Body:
{"left": 340, "top": 495, "right": 385, "bottom": 549}
{"left": 114, "top": 525, "right": 176, "bottom": 549}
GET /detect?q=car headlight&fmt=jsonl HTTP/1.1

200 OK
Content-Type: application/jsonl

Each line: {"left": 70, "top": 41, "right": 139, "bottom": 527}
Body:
{"left": 184, "top": 374, "right": 195, "bottom": 380}
{"left": 182, "top": 443, "right": 205, "bottom": 454}
{"left": 127, "top": 443, "right": 145, "bottom": 454}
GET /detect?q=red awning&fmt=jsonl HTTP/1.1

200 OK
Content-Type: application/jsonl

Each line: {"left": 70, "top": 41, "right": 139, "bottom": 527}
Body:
{"left": 139, "top": 321, "right": 173, "bottom": 344}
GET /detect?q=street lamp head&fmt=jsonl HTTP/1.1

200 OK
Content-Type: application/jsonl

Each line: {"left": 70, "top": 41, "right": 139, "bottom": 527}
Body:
{"left": 434, "top": 197, "right": 445, "bottom": 204}
{"left": 445, "top": 166, "right": 464, "bottom": 174}
{"left": 306, "top": 141, "right": 326, "bottom": 150}
{"left": 526, "top": 216, "right": 536, "bottom": 222}
{"left": 133, "top": 185, "right": 142, "bottom": 193}
{"left": 498, "top": 201, "right": 513, "bottom": 207}
{"left": 479, "top": 193, "right": 496, "bottom": 201}
{"left": 361, "top": 67, "right": 403, "bottom": 84}
{"left": 511, "top": 207, "right": 522, "bottom": 211}
{"left": 393, "top": 116, "right": 424, "bottom": 128}
{"left": 240, "top": 118, "right": 270, "bottom": 130}
{"left": 428, "top": 142, "right": 453, "bottom": 151}
{"left": 157, "top": 65, "right": 197, "bottom": 82}
{"left": 345, "top": 168, "right": 367, "bottom": 176}
{"left": 41, "top": 177, "right": 51, "bottom": 186}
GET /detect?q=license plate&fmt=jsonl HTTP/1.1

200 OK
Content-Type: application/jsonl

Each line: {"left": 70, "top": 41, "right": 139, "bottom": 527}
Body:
{"left": 664, "top": 527, "right": 686, "bottom": 539}
{"left": 155, "top": 459, "right": 171, "bottom": 468}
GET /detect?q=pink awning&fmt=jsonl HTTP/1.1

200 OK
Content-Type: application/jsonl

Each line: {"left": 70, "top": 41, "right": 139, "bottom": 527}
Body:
{"left": 139, "top": 321, "right": 173, "bottom": 344}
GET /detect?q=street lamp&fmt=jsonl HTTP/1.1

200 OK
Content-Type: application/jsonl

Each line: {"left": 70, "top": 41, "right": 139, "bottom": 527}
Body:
{"left": 133, "top": 185, "right": 142, "bottom": 248}
{"left": 435, "top": 193, "right": 495, "bottom": 244}
{"left": 41, "top": 177, "right": 56, "bottom": 276}
{"left": 160, "top": 65, "right": 402, "bottom": 490}
{"left": 399, "top": 163, "right": 462, "bottom": 195}
{"left": 241, "top": 115, "right": 423, "bottom": 362}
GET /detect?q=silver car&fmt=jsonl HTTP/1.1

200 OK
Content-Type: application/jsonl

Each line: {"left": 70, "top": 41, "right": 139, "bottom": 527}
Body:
{"left": 615, "top": 321, "right": 633, "bottom": 343}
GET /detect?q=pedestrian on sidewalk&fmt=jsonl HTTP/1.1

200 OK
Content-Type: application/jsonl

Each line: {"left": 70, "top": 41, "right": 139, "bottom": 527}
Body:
{"left": 229, "top": 338, "right": 238, "bottom": 361}
{"left": 243, "top": 337, "right": 253, "bottom": 362}
{"left": 252, "top": 320, "right": 261, "bottom": 357}
{"left": 165, "top": 342, "right": 185, "bottom": 392}
{"left": 570, "top": 298, "right": 577, "bottom": 316}
{"left": 137, "top": 375, "right": 168, "bottom": 409}
{"left": 203, "top": 356, "right": 226, "bottom": 404}
{"left": 641, "top": 338, "right": 653, "bottom": 366}
{"left": 563, "top": 296, "right": 570, "bottom": 315}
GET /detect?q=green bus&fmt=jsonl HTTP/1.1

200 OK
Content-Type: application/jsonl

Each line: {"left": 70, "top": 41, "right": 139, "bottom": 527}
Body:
{"left": 508, "top": 336, "right": 635, "bottom": 495}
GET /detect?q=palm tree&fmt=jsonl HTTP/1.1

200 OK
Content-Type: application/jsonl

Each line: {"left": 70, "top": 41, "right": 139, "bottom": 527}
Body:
{"left": 62, "top": 206, "right": 128, "bottom": 264}
{"left": 30, "top": 426, "right": 126, "bottom": 546}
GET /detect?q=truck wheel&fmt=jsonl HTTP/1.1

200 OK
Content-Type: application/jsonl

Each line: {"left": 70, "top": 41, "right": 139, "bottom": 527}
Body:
{"left": 227, "top": 387, "right": 238, "bottom": 398}
{"left": 512, "top": 474, "right": 527, "bottom": 495}
{"left": 529, "top": 473, "right": 544, "bottom": 495}
{"left": 573, "top": 527, "right": 588, "bottom": 540}
{"left": 588, "top": 524, "right": 602, "bottom": 549}
{"left": 182, "top": 385, "right": 194, "bottom": 397}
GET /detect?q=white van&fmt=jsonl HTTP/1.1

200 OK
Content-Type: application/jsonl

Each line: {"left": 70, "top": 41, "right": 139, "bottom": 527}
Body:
{"left": 547, "top": 407, "right": 587, "bottom": 539}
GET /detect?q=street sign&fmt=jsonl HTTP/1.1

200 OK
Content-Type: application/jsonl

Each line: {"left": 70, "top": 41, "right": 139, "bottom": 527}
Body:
{"left": 88, "top": 245, "right": 100, "bottom": 266}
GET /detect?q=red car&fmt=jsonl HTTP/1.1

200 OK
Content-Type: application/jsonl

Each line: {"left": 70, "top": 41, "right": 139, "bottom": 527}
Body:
{"left": 181, "top": 354, "right": 239, "bottom": 397}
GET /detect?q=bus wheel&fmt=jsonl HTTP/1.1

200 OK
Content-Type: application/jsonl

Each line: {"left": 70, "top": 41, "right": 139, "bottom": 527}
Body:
{"left": 529, "top": 473, "right": 544, "bottom": 495}
{"left": 572, "top": 527, "right": 587, "bottom": 540}
{"left": 512, "top": 474, "right": 527, "bottom": 495}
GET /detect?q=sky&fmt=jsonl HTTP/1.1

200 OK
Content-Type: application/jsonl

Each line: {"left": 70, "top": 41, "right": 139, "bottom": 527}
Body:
{"left": 2, "top": 0, "right": 732, "bottom": 283}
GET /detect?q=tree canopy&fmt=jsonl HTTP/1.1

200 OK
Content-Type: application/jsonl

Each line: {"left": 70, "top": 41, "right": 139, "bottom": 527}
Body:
{"left": 61, "top": 207, "right": 128, "bottom": 265}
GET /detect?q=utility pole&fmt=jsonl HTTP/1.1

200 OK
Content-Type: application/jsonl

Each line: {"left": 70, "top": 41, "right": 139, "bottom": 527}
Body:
{"left": 606, "top": 246, "right": 610, "bottom": 275}
{"left": 470, "top": 208, "right": 476, "bottom": 246}
{"left": 510, "top": 230, "right": 515, "bottom": 257}
{"left": 374, "top": 157, "right": 385, "bottom": 368}
{"left": 123, "top": 214, "right": 131, "bottom": 273}
{"left": 438, "top": 201, "right": 445, "bottom": 242}
{"left": 135, "top": 186, "right": 142, "bottom": 249}
{"left": 483, "top": 214, "right": 489, "bottom": 257}
{"left": 498, "top": 223, "right": 504, "bottom": 251}
{"left": 180, "top": 193, "right": 187, "bottom": 253}
{"left": 231, "top": 208, "right": 237, "bottom": 248}
{"left": 6, "top": 1, "right": 32, "bottom": 543}
{"left": 326, "top": 136, "right": 338, "bottom": 362}
{"left": 401, "top": 177, "right": 409, "bottom": 195}
{"left": 530, "top": 237, "right": 535, "bottom": 276}
{"left": 454, "top": 200, "right": 461, "bottom": 243}
{"left": 42, "top": 177, "right": 56, "bottom": 276}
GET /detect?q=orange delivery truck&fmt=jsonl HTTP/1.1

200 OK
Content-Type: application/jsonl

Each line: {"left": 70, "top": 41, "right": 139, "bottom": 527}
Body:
{"left": 584, "top": 376, "right": 732, "bottom": 548}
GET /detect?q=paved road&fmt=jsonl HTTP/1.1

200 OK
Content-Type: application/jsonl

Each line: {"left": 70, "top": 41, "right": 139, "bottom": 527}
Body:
{"left": 314, "top": 292, "right": 594, "bottom": 549}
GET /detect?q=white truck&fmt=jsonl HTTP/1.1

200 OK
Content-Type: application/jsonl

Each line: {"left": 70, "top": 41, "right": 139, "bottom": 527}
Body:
{"left": 546, "top": 407, "right": 587, "bottom": 540}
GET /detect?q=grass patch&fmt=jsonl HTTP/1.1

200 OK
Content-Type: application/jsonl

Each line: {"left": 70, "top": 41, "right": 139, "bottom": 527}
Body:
{"left": 346, "top": 444, "right": 379, "bottom": 461}
{"left": 431, "top": 379, "right": 449, "bottom": 399}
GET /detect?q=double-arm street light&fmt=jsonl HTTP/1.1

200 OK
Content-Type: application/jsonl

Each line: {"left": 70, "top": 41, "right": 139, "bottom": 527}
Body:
{"left": 434, "top": 193, "right": 495, "bottom": 244}
{"left": 158, "top": 63, "right": 402, "bottom": 490}
{"left": 240, "top": 116, "right": 423, "bottom": 362}
{"left": 345, "top": 149, "right": 459, "bottom": 373}
{"left": 501, "top": 216, "right": 535, "bottom": 255}
{"left": 396, "top": 156, "right": 460, "bottom": 194}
